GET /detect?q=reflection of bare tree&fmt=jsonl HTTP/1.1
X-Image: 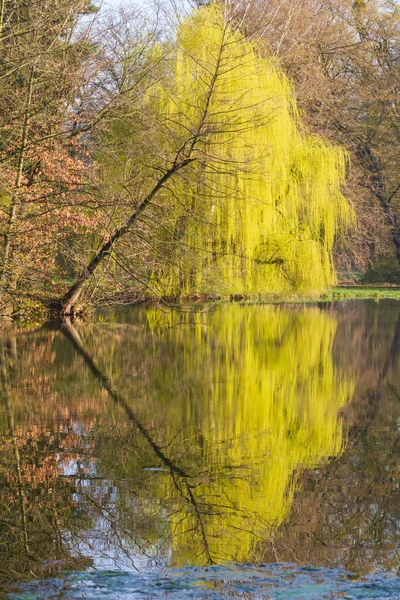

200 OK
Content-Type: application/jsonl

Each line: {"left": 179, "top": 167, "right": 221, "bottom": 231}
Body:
{"left": 62, "top": 319, "right": 215, "bottom": 565}
{"left": 0, "top": 335, "right": 93, "bottom": 585}
{"left": 380, "top": 307, "right": 400, "bottom": 381}
{"left": 0, "top": 339, "right": 31, "bottom": 561}
{"left": 260, "top": 389, "right": 400, "bottom": 574}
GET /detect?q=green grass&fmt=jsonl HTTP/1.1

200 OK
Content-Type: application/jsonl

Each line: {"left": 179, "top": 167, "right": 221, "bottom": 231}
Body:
{"left": 319, "top": 285, "right": 400, "bottom": 302}
{"left": 225, "top": 285, "right": 400, "bottom": 306}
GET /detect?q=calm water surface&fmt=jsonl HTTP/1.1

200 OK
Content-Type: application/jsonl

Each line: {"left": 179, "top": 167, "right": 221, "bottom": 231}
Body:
{"left": 0, "top": 300, "right": 399, "bottom": 598}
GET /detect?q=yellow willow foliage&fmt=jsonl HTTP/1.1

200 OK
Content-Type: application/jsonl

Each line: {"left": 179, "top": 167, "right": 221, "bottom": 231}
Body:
{"left": 148, "top": 4, "right": 352, "bottom": 295}
{"left": 145, "top": 305, "right": 353, "bottom": 565}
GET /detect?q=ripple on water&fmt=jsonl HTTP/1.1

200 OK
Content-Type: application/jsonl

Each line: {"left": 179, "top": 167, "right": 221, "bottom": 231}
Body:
{"left": 6, "top": 564, "right": 400, "bottom": 599}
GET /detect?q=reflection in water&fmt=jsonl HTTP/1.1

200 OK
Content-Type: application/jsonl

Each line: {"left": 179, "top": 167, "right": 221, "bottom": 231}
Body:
{"left": 0, "top": 301, "right": 399, "bottom": 595}
{"left": 260, "top": 301, "right": 400, "bottom": 573}
{"left": 0, "top": 334, "right": 94, "bottom": 583}
{"left": 139, "top": 306, "right": 352, "bottom": 564}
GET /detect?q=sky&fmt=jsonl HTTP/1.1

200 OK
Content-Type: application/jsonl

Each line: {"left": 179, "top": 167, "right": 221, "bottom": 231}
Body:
{"left": 97, "top": 0, "right": 141, "bottom": 10}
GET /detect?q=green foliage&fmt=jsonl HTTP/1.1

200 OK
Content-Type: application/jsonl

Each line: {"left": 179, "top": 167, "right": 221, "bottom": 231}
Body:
{"left": 361, "top": 260, "right": 400, "bottom": 284}
{"left": 144, "top": 4, "right": 352, "bottom": 297}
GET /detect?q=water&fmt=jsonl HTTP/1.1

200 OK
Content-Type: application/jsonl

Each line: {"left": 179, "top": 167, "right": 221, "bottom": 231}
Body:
{"left": 0, "top": 300, "right": 399, "bottom": 598}
{"left": 7, "top": 565, "right": 400, "bottom": 599}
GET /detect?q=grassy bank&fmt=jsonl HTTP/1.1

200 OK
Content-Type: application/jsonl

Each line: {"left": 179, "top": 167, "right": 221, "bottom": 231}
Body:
{"left": 320, "top": 285, "right": 400, "bottom": 302}
{"left": 228, "top": 285, "right": 400, "bottom": 305}
{"left": 2, "top": 285, "right": 400, "bottom": 324}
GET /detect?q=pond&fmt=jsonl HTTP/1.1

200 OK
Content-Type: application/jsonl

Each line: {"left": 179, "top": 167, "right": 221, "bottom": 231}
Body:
{"left": 0, "top": 300, "right": 399, "bottom": 599}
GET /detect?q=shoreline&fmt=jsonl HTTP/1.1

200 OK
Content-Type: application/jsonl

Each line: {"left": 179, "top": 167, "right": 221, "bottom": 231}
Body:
{"left": 2, "top": 284, "right": 400, "bottom": 325}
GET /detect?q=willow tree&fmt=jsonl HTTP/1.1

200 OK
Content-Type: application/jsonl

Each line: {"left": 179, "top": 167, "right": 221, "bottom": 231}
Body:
{"left": 58, "top": 3, "right": 351, "bottom": 313}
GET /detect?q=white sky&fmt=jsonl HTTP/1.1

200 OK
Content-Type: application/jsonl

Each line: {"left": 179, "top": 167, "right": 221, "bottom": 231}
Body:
{"left": 96, "top": 0, "right": 143, "bottom": 10}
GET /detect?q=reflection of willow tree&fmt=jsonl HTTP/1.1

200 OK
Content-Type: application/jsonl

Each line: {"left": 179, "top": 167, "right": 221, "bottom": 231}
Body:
{"left": 66, "top": 305, "right": 353, "bottom": 565}
{"left": 259, "top": 301, "right": 400, "bottom": 574}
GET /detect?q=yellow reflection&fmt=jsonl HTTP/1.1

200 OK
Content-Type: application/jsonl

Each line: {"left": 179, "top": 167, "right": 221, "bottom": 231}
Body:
{"left": 147, "top": 305, "right": 353, "bottom": 565}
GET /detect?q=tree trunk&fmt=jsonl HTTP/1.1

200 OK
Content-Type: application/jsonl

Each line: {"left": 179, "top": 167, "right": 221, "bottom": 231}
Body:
{"left": 356, "top": 143, "right": 400, "bottom": 263}
{"left": 1, "top": 66, "right": 35, "bottom": 286}
{"left": 56, "top": 157, "right": 194, "bottom": 315}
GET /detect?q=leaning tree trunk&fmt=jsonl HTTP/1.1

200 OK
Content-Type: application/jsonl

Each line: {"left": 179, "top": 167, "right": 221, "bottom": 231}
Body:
{"left": 55, "top": 26, "right": 234, "bottom": 317}
{"left": 55, "top": 157, "right": 194, "bottom": 316}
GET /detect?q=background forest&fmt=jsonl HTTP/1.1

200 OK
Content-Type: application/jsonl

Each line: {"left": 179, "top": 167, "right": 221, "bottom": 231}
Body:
{"left": 0, "top": 0, "right": 399, "bottom": 315}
